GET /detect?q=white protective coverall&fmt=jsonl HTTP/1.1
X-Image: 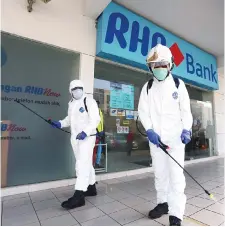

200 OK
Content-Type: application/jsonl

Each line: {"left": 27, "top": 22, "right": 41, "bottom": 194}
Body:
{"left": 60, "top": 80, "right": 100, "bottom": 191}
{"left": 138, "top": 71, "right": 193, "bottom": 219}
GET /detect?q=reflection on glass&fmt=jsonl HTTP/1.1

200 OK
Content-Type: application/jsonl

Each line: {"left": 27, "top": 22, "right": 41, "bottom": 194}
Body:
{"left": 1, "top": 33, "right": 79, "bottom": 187}
{"left": 94, "top": 63, "right": 216, "bottom": 172}
{"left": 185, "top": 100, "right": 215, "bottom": 160}
{"left": 94, "top": 78, "right": 151, "bottom": 173}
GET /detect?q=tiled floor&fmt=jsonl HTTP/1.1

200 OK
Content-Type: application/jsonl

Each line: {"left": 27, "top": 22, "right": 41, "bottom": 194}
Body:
{"left": 1, "top": 158, "right": 224, "bottom": 226}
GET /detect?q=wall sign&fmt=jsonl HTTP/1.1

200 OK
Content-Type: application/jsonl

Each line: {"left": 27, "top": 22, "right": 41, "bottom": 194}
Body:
{"left": 96, "top": 2, "right": 219, "bottom": 90}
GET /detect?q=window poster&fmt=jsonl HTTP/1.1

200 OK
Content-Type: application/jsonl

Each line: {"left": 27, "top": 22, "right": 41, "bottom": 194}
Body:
{"left": 110, "top": 109, "right": 117, "bottom": 116}
{"left": 126, "top": 110, "right": 134, "bottom": 120}
{"left": 117, "top": 126, "right": 129, "bottom": 134}
{"left": 110, "top": 82, "right": 134, "bottom": 110}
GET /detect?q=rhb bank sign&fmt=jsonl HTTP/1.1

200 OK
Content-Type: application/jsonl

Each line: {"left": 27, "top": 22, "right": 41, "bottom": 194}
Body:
{"left": 1, "top": 84, "right": 61, "bottom": 97}
{"left": 96, "top": 2, "right": 218, "bottom": 90}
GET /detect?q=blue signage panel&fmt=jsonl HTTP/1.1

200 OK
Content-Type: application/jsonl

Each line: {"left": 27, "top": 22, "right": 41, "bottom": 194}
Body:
{"left": 96, "top": 2, "right": 219, "bottom": 90}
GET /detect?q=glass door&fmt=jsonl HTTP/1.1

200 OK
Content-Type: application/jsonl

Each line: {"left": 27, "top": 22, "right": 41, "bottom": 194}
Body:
{"left": 185, "top": 100, "right": 215, "bottom": 160}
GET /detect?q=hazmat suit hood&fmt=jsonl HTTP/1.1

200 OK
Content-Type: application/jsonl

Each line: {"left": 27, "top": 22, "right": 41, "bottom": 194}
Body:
{"left": 69, "top": 80, "right": 84, "bottom": 93}
{"left": 146, "top": 44, "right": 173, "bottom": 66}
{"left": 146, "top": 44, "right": 174, "bottom": 81}
{"left": 69, "top": 80, "right": 85, "bottom": 100}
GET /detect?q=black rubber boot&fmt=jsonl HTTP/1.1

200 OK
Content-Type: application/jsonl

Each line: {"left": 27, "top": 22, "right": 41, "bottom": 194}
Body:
{"left": 95, "top": 164, "right": 104, "bottom": 169}
{"left": 61, "top": 190, "right": 85, "bottom": 209}
{"left": 148, "top": 202, "right": 169, "bottom": 219}
{"left": 84, "top": 184, "right": 97, "bottom": 197}
{"left": 169, "top": 216, "right": 181, "bottom": 226}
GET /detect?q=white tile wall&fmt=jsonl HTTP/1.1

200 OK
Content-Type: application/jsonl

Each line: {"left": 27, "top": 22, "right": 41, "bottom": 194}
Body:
{"left": 214, "top": 68, "right": 225, "bottom": 156}
{"left": 215, "top": 113, "right": 225, "bottom": 134}
{"left": 214, "top": 93, "right": 225, "bottom": 114}
{"left": 217, "top": 76, "right": 225, "bottom": 95}
{"left": 216, "top": 134, "right": 225, "bottom": 156}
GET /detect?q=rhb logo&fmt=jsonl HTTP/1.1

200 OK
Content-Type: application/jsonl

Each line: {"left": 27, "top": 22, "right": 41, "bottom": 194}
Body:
{"left": 1, "top": 123, "right": 27, "bottom": 132}
{"left": 1, "top": 85, "right": 61, "bottom": 97}
{"left": 104, "top": 12, "right": 217, "bottom": 84}
{"left": 105, "top": 12, "right": 184, "bottom": 65}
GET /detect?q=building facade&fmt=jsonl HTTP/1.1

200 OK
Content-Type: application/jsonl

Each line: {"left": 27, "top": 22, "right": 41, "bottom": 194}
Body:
{"left": 1, "top": 0, "right": 224, "bottom": 195}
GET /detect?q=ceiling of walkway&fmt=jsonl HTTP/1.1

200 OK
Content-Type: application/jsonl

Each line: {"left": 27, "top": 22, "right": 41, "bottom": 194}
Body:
{"left": 114, "top": 0, "right": 224, "bottom": 57}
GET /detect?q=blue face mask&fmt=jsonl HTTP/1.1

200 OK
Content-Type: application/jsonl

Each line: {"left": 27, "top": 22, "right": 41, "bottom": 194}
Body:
{"left": 152, "top": 68, "right": 169, "bottom": 81}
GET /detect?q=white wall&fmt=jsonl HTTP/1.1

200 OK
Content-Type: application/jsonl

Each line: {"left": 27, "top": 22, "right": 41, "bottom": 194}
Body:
{"left": 1, "top": 0, "right": 97, "bottom": 93}
{"left": 214, "top": 66, "right": 225, "bottom": 156}
{"left": 2, "top": 0, "right": 96, "bottom": 56}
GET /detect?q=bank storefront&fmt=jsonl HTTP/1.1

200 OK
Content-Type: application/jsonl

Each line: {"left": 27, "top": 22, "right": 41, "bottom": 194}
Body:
{"left": 93, "top": 2, "right": 218, "bottom": 173}
{"left": 1, "top": 2, "right": 219, "bottom": 191}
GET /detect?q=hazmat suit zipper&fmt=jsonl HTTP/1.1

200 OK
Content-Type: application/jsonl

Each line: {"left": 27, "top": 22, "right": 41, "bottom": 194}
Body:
{"left": 159, "top": 80, "right": 166, "bottom": 139}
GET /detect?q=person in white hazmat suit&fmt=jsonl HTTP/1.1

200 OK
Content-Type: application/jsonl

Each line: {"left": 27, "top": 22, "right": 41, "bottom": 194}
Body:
{"left": 51, "top": 80, "right": 100, "bottom": 210}
{"left": 138, "top": 44, "right": 193, "bottom": 226}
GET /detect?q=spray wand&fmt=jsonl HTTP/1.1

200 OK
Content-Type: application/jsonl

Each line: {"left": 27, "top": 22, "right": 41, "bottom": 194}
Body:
{"left": 14, "top": 100, "right": 96, "bottom": 136}
{"left": 158, "top": 140, "right": 216, "bottom": 201}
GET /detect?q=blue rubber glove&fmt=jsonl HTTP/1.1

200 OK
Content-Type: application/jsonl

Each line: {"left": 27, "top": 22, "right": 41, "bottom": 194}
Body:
{"left": 96, "top": 131, "right": 104, "bottom": 139}
{"left": 146, "top": 129, "right": 161, "bottom": 147}
{"left": 99, "top": 131, "right": 104, "bottom": 136}
{"left": 51, "top": 121, "right": 61, "bottom": 129}
{"left": 99, "top": 131, "right": 104, "bottom": 137}
{"left": 76, "top": 131, "right": 87, "bottom": 140}
{"left": 181, "top": 129, "right": 191, "bottom": 144}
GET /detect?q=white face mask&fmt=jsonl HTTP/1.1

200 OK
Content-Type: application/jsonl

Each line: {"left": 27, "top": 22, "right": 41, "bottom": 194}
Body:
{"left": 72, "top": 89, "right": 83, "bottom": 100}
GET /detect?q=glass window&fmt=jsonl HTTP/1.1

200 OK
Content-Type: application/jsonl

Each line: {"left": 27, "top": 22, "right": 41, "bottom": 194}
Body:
{"left": 185, "top": 89, "right": 216, "bottom": 160}
{"left": 94, "top": 60, "right": 152, "bottom": 173}
{"left": 1, "top": 33, "right": 79, "bottom": 187}
{"left": 94, "top": 60, "right": 216, "bottom": 173}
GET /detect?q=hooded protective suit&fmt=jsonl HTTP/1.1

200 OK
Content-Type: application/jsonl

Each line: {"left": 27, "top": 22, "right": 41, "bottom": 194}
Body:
{"left": 59, "top": 80, "right": 100, "bottom": 192}
{"left": 138, "top": 44, "right": 193, "bottom": 221}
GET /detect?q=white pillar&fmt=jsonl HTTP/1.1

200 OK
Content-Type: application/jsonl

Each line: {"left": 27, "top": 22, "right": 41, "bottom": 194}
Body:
{"left": 213, "top": 64, "right": 225, "bottom": 156}
{"left": 79, "top": 53, "right": 95, "bottom": 96}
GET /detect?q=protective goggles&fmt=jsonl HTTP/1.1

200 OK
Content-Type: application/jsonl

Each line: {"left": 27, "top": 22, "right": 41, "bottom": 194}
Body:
{"left": 147, "top": 61, "right": 170, "bottom": 69}
{"left": 71, "top": 87, "right": 83, "bottom": 91}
